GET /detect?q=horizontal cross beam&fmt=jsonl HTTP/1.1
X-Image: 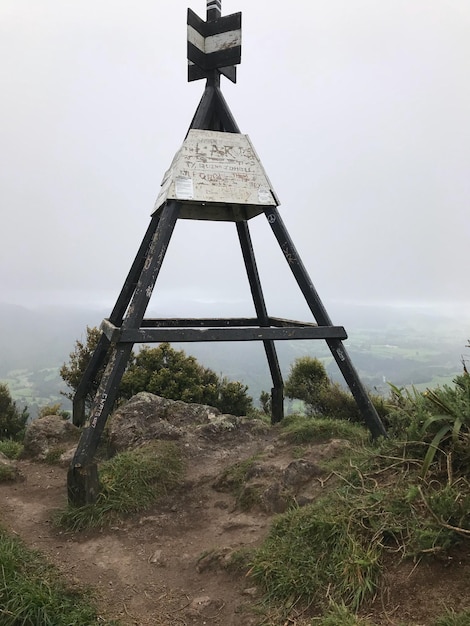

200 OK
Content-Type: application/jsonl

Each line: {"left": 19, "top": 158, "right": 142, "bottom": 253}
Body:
{"left": 100, "top": 319, "right": 347, "bottom": 343}
{"left": 137, "top": 316, "right": 320, "bottom": 329}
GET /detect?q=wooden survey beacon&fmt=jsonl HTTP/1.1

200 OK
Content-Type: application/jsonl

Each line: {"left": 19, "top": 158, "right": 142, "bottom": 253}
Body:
{"left": 68, "top": 0, "right": 386, "bottom": 506}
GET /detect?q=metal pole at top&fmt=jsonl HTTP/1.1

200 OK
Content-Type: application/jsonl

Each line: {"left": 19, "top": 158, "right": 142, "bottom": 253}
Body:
{"left": 207, "top": 0, "right": 221, "bottom": 21}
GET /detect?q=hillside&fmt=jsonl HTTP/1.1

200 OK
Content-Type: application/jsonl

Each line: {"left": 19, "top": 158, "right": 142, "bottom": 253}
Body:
{"left": 1, "top": 400, "right": 470, "bottom": 625}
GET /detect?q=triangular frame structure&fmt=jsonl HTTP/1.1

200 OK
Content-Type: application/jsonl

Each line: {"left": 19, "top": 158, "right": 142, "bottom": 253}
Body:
{"left": 67, "top": 3, "right": 386, "bottom": 506}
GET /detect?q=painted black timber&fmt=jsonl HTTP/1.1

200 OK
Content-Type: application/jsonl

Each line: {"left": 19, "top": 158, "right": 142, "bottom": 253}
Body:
{"left": 207, "top": 0, "right": 221, "bottom": 21}
{"left": 188, "top": 8, "right": 240, "bottom": 37}
{"left": 188, "top": 85, "right": 217, "bottom": 130}
{"left": 116, "top": 317, "right": 319, "bottom": 328}
{"left": 214, "top": 87, "right": 240, "bottom": 132}
{"left": 268, "top": 317, "right": 319, "bottom": 328}
{"left": 68, "top": 202, "right": 180, "bottom": 505}
{"left": 100, "top": 323, "right": 347, "bottom": 344}
{"left": 72, "top": 213, "right": 161, "bottom": 426}
{"left": 264, "top": 206, "right": 387, "bottom": 439}
{"left": 187, "top": 42, "right": 241, "bottom": 72}
{"left": 236, "top": 220, "right": 284, "bottom": 422}
{"left": 187, "top": 8, "right": 240, "bottom": 82}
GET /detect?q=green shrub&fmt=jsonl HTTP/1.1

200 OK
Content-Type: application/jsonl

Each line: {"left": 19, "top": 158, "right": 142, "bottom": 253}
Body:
{"left": 285, "top": 356, "right": 330, "bottom": 415}
{"left": 121, "top": 343, "right": 253, "bottom": 415}
{"left": 37, "top": 403, "right": 69, "bottom": 419}
{"left": 284, "top": 356, "right": 388, "bottom": 426}
{"left": 62, "top": 334, "right": 254, "bottom": 417}
{"left": 0, "top": 383, "right": 28, "bottom": 442}
{"left": 386, "top": 375, "right": 470, "bottom": 477}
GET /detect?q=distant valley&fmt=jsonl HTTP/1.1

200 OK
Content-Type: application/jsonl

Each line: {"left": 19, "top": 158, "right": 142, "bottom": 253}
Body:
{"left": 0, "top": 301, "right": 467, "bottom": 419}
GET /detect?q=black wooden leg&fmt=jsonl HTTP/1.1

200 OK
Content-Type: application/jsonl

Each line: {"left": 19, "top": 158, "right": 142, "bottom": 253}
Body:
{"left": 72, "top": 333, "right": 110, "bottom": 427}
{"left": 236, "top": 220, "right": 284, "bottom": 423}
{"left": 72, "top": 215, "right": 161, "bottom": 427}
{"left": 264, "top": 207, "right": 386, "bottom": 438}
{"left": 68, "top": 203, "right": 180, "bottom": 505}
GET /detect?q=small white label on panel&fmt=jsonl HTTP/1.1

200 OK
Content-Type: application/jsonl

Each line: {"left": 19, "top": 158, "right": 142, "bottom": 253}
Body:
{"left": 175, "top": 176, "right": 194, "bottom": 200}
{"left": 258, "top": 187, "right": 271, "bottom": 204}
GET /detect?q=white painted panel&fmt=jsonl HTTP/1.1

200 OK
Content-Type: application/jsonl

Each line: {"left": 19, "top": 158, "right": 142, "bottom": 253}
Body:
{"left": 205, "top": 29, "right": 241, "bottom": 54}
{"left": 187, "top": 25, "right": 205, "bottom": 52}
{"left": 154, "top": 130, "right": 278, "bottom": 213}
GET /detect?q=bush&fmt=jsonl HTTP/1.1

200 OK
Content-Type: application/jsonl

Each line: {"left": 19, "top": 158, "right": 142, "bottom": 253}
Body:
{"left": 61, "top": 334, "right": 253, "bottom": 417}
{"left": 0, "top": 383, "right": 28, "bottom": 442}
{"left": 60, "top": 326, "right": 104, "bottom": 413}
{"left": 284, "top": 356, "right": 329, "bottom": 415}
{"left": 385, "top": 373, "right": 470, "bottom": 477}
{"left": 284, "top": 357, "right": 385, "bottom": 423}
{"left": 120, "top": 343, "right": 253, "bottom": 416}
{"left": 36, "top": 403, "right": 69, "bottom": 420}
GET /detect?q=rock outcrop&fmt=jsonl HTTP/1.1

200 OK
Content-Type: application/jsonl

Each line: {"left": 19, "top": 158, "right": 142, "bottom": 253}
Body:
{"left": 107, "top": 392, "right": 268, "bottom": 454}
{"left": 23, "top": 415, "right": 80, "bottom": 461}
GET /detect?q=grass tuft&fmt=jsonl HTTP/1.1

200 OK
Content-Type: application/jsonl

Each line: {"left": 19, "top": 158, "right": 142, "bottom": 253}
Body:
{"left": 0, "top": 439, "right": 23, "bottom": 459}
{"left": 312, "top": 602, "right": 374, "bottom": 625}
{"left": 0, "top": 526, "right": 118, "bottom": 625}
{"left": 0, "top": 464, "right": 18, "bottom": 482}
{"left": 250, "top": 435, "right": 470, "bottom": 615}
{"left": 280, "top": 414, "right": 367, "bottom": 445}
{"left": 432, "top": 609, "right": 470, "bottom": 626}
{"left": 44, "top": 447, "right": 66, "bottom": 465}
{"left": 250, "top": 497, "right": 381, "bottom": 612}
{"left": 56, "top": 441, "right": 184, "bottom": 531}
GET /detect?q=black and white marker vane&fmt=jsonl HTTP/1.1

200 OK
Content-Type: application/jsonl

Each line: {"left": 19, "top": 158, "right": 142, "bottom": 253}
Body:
{"left": 187, "top": 0, "right": 241, "bottom": 83}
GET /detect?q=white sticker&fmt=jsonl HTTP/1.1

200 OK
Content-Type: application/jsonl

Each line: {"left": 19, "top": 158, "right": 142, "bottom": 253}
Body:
{"left": 175, "top": 176, "right": 194, "bottom": 200}
{"left": 258, "top": 186, "right": 271, "bottom": 204}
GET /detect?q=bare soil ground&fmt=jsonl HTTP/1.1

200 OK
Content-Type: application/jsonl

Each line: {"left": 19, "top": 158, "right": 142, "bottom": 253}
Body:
{"left": 1, "top": 431, "right": 470, "bottom": 626}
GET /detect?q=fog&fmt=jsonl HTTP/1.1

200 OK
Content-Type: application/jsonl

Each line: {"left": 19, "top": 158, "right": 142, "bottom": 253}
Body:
{"left": 1, "top": 0, "right": 469, "bottom": 320}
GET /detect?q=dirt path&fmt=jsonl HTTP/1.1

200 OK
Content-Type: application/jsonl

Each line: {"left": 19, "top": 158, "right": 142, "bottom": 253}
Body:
{"left": 3, "top": 434, "right": 470, "bottom": 626}
{"left": 0, "top": 439, "right": 278, "bottom": 626}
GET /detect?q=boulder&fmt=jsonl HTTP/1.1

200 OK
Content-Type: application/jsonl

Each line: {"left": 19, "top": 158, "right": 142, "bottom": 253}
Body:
{"left": 107, "top": 392, "right": 221, "bottom": 453}
{"left": 23, "top": 415, "right": 80, "bottom": 461}
{"left": 107, "top": 393, "right": 269, "bottom": 453}
{"left": 282, "top": 459, "right": 324, "bottom": 487}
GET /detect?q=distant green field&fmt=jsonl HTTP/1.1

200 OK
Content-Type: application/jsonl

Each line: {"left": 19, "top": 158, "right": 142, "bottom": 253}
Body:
{"left": 1, "top": 367, "right": 70, "bottom": 418}
{"left": 410, "top": 374, "right": 459, "bottom": 392}
{"left": 1, "top": 315, "right": 466, "bottom": 418}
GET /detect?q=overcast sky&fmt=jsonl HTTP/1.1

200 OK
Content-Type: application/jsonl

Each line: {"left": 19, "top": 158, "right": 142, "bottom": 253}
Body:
{"left": 1, "top": 0, "right": 469, "bottom": 319}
